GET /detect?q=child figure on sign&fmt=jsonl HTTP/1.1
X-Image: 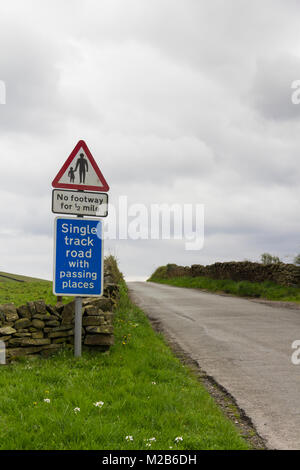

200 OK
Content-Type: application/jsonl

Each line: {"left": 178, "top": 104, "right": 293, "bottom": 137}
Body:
{"left": 68, "top": 167, "right": 75, "bottom": 183}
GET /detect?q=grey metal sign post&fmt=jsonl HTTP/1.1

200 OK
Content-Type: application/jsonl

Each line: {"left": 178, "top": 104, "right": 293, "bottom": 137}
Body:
{"left": 74, "top": 296, "right": 83, "bottom": 357}
{"left": 74, "top": 212, "right": 83, "bottom": 358}
{"left": 0, "top": 340, "right": 6, "bottom": 365}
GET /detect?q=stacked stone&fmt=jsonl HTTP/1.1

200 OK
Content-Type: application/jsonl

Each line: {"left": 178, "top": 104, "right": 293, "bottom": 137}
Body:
{"left": 0, "top": 283, "right": 119, "bottom": 361}
{"left": 165, "top": 264, "right": 191, "bottom": 278}
{"left": 82, "top": 297, "right": 114, "bottom": 348}
{"left": 156, "top": 262, "right": 300, "bottom": 287}
{"left": 59, "top": 297, "right": 115, "bottom": 349}
{"left": 190, "top": 262, "right": 300, "bottom": 287}
{"left": 0, "top": 301, "right": 65, "bottom": 360}
{"left": 103, "top": 282, "right": 120, "bottom": 306}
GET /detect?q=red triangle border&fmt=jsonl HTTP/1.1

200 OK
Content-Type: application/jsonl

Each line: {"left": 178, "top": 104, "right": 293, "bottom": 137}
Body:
{"left": 52, "top": 140, "right": 110, "bottom": 192}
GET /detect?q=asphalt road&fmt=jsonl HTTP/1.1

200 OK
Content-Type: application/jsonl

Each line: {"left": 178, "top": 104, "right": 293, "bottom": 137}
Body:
{"left": 128, "top": 281, "right": 300, "bottom": 450}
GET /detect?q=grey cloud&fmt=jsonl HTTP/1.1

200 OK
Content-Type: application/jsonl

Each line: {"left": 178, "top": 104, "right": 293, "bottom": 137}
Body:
{"left": 0, "top": 1, "right": 299, "bottom": 280}
{"left": 249, "top": 55, "right": 300, "bottom": 121}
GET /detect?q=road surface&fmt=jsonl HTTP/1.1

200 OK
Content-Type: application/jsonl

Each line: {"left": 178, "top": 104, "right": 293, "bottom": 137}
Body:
{"left": 128, "top": 281, "right": 300, "bottom": 450}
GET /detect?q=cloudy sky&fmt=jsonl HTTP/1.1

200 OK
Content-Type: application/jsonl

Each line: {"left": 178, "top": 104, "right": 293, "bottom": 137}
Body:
{"left": 0, "top": 0, "right": 300, "bottom": 280}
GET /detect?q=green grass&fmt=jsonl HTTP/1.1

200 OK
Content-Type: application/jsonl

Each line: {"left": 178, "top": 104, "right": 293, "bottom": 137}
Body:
{"left": 0, "top": 280, "right": 70, "bottom": 307}
{"left": 149, "top": 276, "right": 300, "bottom": 302}
{"left": 0, "top": 271, "right": 48, "bottom": 283}
{"left": 0, "top": 282, "right": 249, "bottom": 450}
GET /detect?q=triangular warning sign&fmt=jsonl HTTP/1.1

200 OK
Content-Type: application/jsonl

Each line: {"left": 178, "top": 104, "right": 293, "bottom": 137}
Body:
{"left": 52, "top": 140, "right": 109, "bottom": 192}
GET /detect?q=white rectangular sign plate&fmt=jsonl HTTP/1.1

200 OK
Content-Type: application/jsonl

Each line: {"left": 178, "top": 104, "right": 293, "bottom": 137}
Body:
{"left": 52, "top": 189, "right": 108, "bottom": 217}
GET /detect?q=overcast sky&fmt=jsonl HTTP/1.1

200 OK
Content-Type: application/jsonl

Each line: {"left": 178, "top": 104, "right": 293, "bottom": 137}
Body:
{"left": 0, "top": 0, "right": 300, "bottom": 280}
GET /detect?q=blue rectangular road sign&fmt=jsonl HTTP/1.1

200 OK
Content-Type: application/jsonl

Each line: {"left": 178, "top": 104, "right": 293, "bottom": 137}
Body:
{"left": 53, "top": 217, "right": 103, "bottom": 297}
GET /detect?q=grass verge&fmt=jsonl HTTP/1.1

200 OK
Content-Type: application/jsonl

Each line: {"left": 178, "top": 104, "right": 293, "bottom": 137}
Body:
{"left": 149, "top": 276, "right": 300, "bottom": 302}
{"left": 0, "top": 280, "right": 70, "bottom": 307}
{"left": 0, "top": 281, "right": 250, "bottom": 450}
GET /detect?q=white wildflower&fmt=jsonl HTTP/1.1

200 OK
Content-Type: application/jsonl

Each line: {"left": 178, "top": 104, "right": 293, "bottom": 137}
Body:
{"left": 125, "top": 435, "right": 133, "bottom": 441}
{"left": 175, "top": 436, "right": 183, "bottom": 443}
{"left": 74, "top": 407, "right": 80, "bottom": 413}
{"left": 144, "top": 437, "right": 156, "bottom": 446}
{"left": 94, "top": 401, "right": 104, "bottom": 408}
{"left": 43, "top": 398, "right": 51, "bottom": 403}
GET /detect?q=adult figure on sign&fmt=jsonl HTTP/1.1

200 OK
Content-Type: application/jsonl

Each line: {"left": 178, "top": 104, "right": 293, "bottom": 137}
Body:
{"left": 75, "top": 153, "right": 88, "bottom": 184}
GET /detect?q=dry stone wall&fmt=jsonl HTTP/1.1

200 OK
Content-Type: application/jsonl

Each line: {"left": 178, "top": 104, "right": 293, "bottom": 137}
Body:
{"left": 0, "top": 283, "right": 119, "bottom": 362}
{"left": 190, "top": 262, "right": 300, "bottom": 287}
{"left": 156, "top": 262, "right": 300, "bottom": 287}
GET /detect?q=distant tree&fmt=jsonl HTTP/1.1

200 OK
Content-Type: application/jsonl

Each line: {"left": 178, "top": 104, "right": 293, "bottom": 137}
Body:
{"left": 294, "top": 254, "right": 300, "bottom": 265}
{"left": 260, "top": 253, "right": 281, "bottom": 265}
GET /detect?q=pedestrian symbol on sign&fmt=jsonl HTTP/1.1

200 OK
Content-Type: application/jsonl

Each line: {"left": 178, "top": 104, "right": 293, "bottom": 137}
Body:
{"left": 68, "top": 167, "right": 75, "bottom": 183}
{"left": 75, "top": 153, "right": 89, "bottom": 184}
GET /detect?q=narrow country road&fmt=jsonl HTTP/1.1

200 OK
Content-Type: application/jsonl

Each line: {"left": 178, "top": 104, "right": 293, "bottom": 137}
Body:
{"left": 128, "top": 281, "right": 300, "bottom": 450}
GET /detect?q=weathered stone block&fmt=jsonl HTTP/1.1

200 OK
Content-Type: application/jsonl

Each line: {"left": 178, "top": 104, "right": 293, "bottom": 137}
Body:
{"left": 32, "top": 319, "right": 45, "bottom": 329}
{"left": 1, "top": 335, "right": 11, "bottom": 342}
{"left": 85, "top": 325, "right": 113, "bottom": 334}
{"left": 33, "top": 314, "right": 54, "bottom": 321}
{"left": 84, "top": 305, "right": 99, "bottom": 316}
{"left": 34, "top": 300, "right": 47, "bottom": 314}
{"left": 45, "top": 320, "right": 60, "bottom": 327}
{"left": 104, "top": 283, "right": 119, "bottom": 296}
{"left": 0, "top": 326, "right": 16, "bottom": 336}
{"left": 48, "top": 329, "right": 73, "bottom": 338}
{"left": 46, "top": 304, "right": 61, "bottom": 319}
{"left": 52, "top": 337, "right": 68, "bottom": 344}
{"left": 44, "top": 325, "right": 73, "bottom": 333}
{"left": 25, "top": 338, "right": 49, "bottom": 346}
{"left": 17, "top": 304, "right": 32, "bottom": 319}
{"left": 104, "top": 312, "right": 114, "bottom": 321}
{"left": 27, "top": 301, "right": 36, "bottom": 316}
{"left": 0, "top": 303, "right": 19, "bottom": 322}
{"left": 86, "top": 298, "right": 112, "bottom": 312}
{"left": 28, "top": 327, "right": 38, "bottom": 333}
{"left": 82, "top": 316, "right": 103, "bottom": 326}
{"left": 45, "top": 315, "right": 59, "bottom": 322}
{"left": 7, "top": 346, "right": 44, "bottom": 358}
{"left": 15, "top": 318, "right": 31, "bottom": 330}
{"left": 61, "top": 301, "right": 75, "bottom": 324}
{"left": 32, "top": 331, "right": 44, "bottom": 339}
{"left": 55, "top": 302, "right": 65, "bottom": 314}
{"left": 9, "top": 338, "right": 50, "bottom": 347}
{"left": 84, "top": 334, "right": 114, "bottom": 346}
